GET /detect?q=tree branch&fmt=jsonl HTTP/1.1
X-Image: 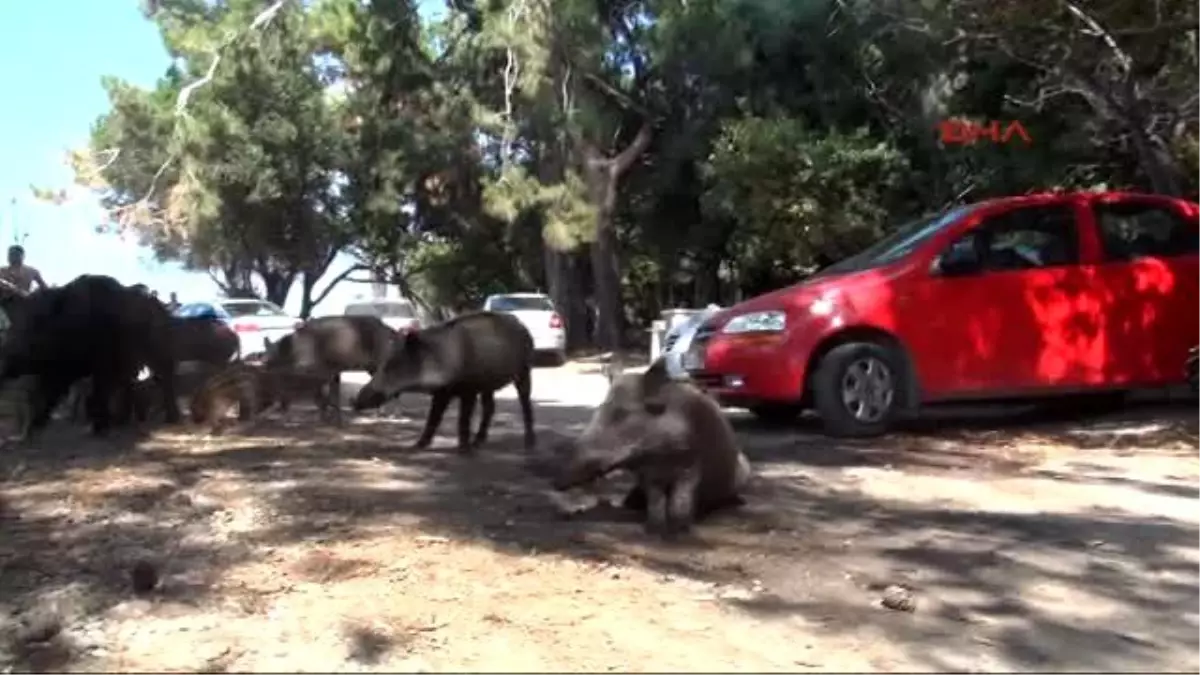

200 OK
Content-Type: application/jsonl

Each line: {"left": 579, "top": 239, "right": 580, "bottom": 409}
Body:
{"left": 579, "top": 71, "right": 652, "bottom": 118}
{"left": 1059, "top": 0, "right": 1132, "bottom": 74}
{"left": 308, "top": 263, "right": 368, "bottom": 308}
{"left": 610, "top": 122, "right": 653, "bottom": 176}
{"left": 61, "top": 0, "right": 292, "bottom": 224}
{"left": 1112, "top": 20, "right": 1198, "bottom": 36}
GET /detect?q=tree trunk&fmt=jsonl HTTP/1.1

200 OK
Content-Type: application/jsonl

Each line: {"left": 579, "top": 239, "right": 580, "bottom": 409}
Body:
{"left": 693, "top": 254, "right": 720, "bottom": 307}
{"left": 298, "top": 274, "right": 318, "bottom": 319}
{"left": 587, "top": 209, "right": 623, "bottom": 353}
{"left": 1129, "top": 126, "right": 1184, "bottom": 197}
{"left": 259, "top": 271, "right": 293, "bottom": 308}
{"left": 578, "top": 123, "right": 653, "bottom": 356}
{"left": 543, "top": 246, "right": 589, "bottom": 349}
{"left": 536, "top": 138, "right": 590, "bottom": 351}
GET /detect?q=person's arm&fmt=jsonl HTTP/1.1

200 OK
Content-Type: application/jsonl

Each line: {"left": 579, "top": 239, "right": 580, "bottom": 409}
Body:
{"left": 31, "top": 270, "right": 47, "bottom": 290}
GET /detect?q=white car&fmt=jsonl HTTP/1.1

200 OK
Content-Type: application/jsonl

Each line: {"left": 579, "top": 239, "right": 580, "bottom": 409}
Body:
{"left": 174, "top": 298, "right": 302, "bottom": 359}
{"left": 482, "top": 292, "right": 566, "bottom": 364}
{"left": 344, "top": 298, "right": 422, "bottom": 334}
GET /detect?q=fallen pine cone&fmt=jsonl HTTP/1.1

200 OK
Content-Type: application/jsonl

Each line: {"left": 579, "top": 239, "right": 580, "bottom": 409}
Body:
{"left": 881, "top": 584, "right": 916, "bottom": 612}
{"left": 130, "top": 560, "right": 159, "bottom": 595}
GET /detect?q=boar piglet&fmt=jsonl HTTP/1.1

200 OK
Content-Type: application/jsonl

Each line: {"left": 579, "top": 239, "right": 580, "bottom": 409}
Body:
{"left": 352, "top": 311, "right": 536, "bottom": 453}
{"left": 553, "top": 358, "right": 751, "bottom": 538}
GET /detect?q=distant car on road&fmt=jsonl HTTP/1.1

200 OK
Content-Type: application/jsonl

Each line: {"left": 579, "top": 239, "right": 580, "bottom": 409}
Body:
{"left": 174, "top": 298, "right": 302, "bottom": 359}
{"left": 344, "top": 298, "right": 423, "bottom": 334}
{"left": 482, "top": 292, "right": 567, "bottom": 365}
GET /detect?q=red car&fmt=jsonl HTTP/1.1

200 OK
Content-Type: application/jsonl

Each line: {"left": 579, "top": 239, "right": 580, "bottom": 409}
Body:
{"left": 685, "top": 191, "right": 1199, "bottom": 437}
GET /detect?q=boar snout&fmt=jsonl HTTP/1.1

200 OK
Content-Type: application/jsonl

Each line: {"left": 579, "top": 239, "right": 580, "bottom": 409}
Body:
{"left": 352, "top": 384, "right": 388, "bottom": 411}
{"left": 551, "top": 441, "right": 629, "bottom": 492}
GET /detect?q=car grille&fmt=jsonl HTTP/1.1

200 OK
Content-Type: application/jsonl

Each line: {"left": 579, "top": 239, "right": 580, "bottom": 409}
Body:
{"left": 690, "top": 321, "right": 717, "bottom": 350}
{"left": 663, "top": 332, "right": 681, "bottom": 353}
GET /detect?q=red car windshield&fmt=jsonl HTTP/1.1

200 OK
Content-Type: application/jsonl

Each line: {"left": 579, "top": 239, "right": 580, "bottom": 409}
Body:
{"left": 815, "top": 203, "right": 980, "bottom": 278}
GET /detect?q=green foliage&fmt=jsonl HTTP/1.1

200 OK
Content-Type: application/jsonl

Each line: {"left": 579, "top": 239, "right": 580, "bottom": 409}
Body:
{"left": 704, "top": 117, "right": 908, "bottom": 279}
{"left": 69, "top": 0, "right": 1198, "bottom": 328}
{"left": 82, "top": 0, "right": 348, "bottom": 305}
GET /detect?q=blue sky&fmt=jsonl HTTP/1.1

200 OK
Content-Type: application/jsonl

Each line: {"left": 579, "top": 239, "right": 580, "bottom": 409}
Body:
{"left": 0, "top": 1, "right": 440, "bottom": 317}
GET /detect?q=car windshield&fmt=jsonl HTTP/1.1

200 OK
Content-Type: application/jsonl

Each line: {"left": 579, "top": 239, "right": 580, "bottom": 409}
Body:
{"left": 815, "top": 204, "right": 980, "bottom": 277}
{"left": 176, "top": 303, "right": 219, "bottom": 318}
{"left": 346, "top": 302, "right": 415, "bottom": 318}
{"left": 220, "top": 301, "right": 287, "bottom": 318}
{"left": 489, "top": 296, "right": 554, "bottom": 312}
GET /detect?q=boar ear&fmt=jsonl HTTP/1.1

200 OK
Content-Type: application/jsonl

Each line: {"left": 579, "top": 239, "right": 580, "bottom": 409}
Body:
{"left": 639, "top": 358, "right": 670, "bottom": 413}
{"left": 262, "top": 337, "right": 273, "bottom": 351}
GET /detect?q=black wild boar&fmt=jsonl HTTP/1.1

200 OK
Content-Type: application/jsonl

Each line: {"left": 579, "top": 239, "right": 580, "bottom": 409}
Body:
{"left": 0, "top": 274, "right": 181, "bottom": 436}
{"left": 552, "top": 358, "right": 751, "bottom": 538}
{"left": 170, "top": 316, "right": 239, "bottom": 365}
{"left": 351, "top": 311, "right": 536, "bottom": 453}
{"left": 263, "top": 315, "right": 399, "bottom": 424}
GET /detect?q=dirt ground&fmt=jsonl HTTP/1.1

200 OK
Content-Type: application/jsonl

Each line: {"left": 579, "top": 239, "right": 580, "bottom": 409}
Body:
{"left": 0, "top": 367, "right": 1196, "bottom": 673}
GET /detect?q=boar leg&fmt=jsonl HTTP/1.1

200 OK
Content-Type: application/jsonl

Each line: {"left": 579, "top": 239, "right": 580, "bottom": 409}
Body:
{"left": 67, "top": 380, "right": 89, "bottom": 423}
{"left": 29, "top": 376, "right": 70, "bottom": 436}
{"left": 150, "top": 369, "right": 181, "bottom": 425}
{"left": 644, "top": 483, "right": 670, "bottom": 536}
{"left": 514, "top": 368, "right": 536, "bottom": 450}
{"left": 87, "top": 372, "right": 121, "bottom": 436}
{"left": 314, "top": 376, "right": 331, "bottom": 422}
{"left": 276, "top": 380, "right": 292, "bottom": 413}
{"left": 473, "top": 390, "right": 495, "bottom": 447}
{"left": 621, "top": 482, "right": 647, "bottom": 512}
{"left": 456, "top": 392, "right": 477, "bottom": 453}
{"left": 109, "top": 381, "right": 135, "bottom": 427}
{"left": 414, "top": 390, "right": 452, "bottom": 449}
{"left": 326, "top": 373, "right": 344, "bottom": 426}
{"left": 665, "top": 467, "right": 702, "bottom": 535}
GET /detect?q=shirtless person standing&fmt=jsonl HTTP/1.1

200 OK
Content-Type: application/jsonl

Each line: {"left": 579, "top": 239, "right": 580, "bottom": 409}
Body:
{"left": 0, "top": 245, "right": 47, "bottom": 295}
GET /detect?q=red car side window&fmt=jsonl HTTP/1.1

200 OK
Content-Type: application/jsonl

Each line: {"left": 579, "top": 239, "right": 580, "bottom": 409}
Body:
{"left": 1092, "top": 201, "right": 1199, "bottom": 261}
{"left": 941, "top": 204, "right": 1079, "bottom": 272}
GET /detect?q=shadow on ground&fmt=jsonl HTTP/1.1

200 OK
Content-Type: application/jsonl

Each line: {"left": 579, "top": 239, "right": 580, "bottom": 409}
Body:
{"left": 0, "top": 386, "right": 1196, "bottom": 672}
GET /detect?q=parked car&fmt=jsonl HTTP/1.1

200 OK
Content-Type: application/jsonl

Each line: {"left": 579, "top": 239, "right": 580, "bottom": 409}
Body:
{"left": 174, "top": 298, "right": 302, "bottom": 359}
{"left": 344, "top": 298, "right": 422, "bottom": 334}
{"left": 685, "top": 191, "right": 1199, "bottom": 437}
{"left": 482, "top": 292, "right": 566, "bottom": 364}
{"left": 661, "top": 305, "right": 723, "bottom": 380}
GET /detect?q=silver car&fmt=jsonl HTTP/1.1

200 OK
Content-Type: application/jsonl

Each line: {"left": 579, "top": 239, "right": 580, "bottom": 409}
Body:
{"left": 660, "top": 305, "right": 723, "bottom": 380}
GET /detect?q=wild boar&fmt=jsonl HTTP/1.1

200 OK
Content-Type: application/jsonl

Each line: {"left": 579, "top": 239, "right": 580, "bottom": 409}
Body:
{"left": 352, "top": 311, "right": 536, "bottom": 453}
{"left": 553, "top": 358, "right": 751, "bottom": 537}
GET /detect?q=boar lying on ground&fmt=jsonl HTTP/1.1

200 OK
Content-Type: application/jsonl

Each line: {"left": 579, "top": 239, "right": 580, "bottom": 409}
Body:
{"left": 352, "top": 311, "right": 536, "bottom": 453}
{"left": 552, "top": 358, "right": 751, "bottom": 538}
{"left": 263, "top": 315, "right": 399, "bottom": 425}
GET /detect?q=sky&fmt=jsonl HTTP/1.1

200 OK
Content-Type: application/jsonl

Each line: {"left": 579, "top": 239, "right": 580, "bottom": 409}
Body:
{"left": 0, "top": 0, "right": 441, "bottom": 317}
